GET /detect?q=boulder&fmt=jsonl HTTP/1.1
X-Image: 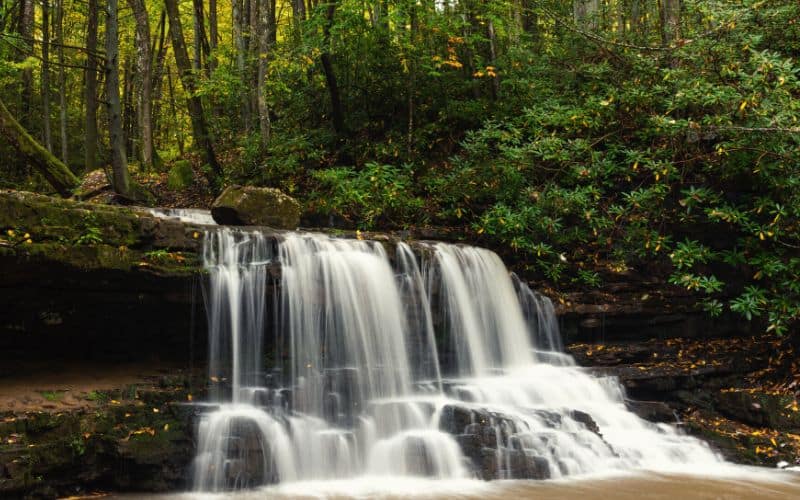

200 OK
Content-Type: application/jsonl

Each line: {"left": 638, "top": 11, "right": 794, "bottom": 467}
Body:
{"left": 211, "top": 186, "right": 301, "bottom": 228}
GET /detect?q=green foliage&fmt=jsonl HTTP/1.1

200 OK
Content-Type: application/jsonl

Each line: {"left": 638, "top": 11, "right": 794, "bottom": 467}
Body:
{"left": 74, "top": 214, "right": 103, "bottom": 246}
{"left": 310, "top": 162, "right": 426, "bottom": 228}
{"left": 166, "top": 161, "right": 194, "bottom": 190}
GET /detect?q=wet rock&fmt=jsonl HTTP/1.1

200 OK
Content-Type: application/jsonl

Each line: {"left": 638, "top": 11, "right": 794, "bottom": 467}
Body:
{"left": 570, "top": 410, "right": 600, "bottom": 435}
{"left": 626, "top": 400, "right": 677, "bottom": 423}
{"left": 211, "top": 186, "right": 301, "bottom": 228}
{"left": 715, "top": 391, "right": 800, "bottom": 430}
{"left": 439, "top": 404, "right": 474, "bottom": 434}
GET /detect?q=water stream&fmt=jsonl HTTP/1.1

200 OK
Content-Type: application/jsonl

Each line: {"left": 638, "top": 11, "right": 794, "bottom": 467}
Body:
{"left": 188, "top": 227, "right": 737, "bottom": 492}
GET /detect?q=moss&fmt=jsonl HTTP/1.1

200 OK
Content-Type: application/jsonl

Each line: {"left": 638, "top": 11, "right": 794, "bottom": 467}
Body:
{"left": 0, "top": 190, "right": 204, "bottom": 277}
{"left": 211, "top": 185, "right": 301, "bottom": 228}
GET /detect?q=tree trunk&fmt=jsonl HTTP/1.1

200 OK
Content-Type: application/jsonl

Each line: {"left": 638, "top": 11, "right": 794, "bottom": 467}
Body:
{"left": 209, "top": 0, "right": 218, "bottom": 71}
{"left": 151, "top": 10, "right": 168, "bottom": 145}
{"left": 126, "top": 0, "right": 154, "bottom": 170}
{"left": 19, "top": 0, "right": 34, "bottom": 127}
{"left": 321, "top": 0, "right": 344, "bottom": 135}
{"left": 232, "top": 0, "right": 250, "bottom": 130}
{"left": 0, "top": 97, "right": 79, "bottom": 196}
{"left": 84, "top": 0, "right": 99, "bottom": 172}
{"left": 257, "top": 0, "right": 272, "bottom": 145}
{"left": 105, "top": 0, "right": 132, "bottom": 196}
{"left": 248, "top": 0, "right": 259, "bottom": 126}
{"left": 164, "top": 0, "right": 222, "bottom": 182}
{"left": 166, "top": 65, "right": 185, "bottom": 156}
{"left": 574, "top": 0, "right": 600, "bottom": 30}
{"left": 660, "top": 0, "right": 680, "bottom": 44}
{"left": 55, "top": 0, "right": 68, "bottom": 163}
{"left": 487, "top": 19, "right": 500, "bottom": 100}
{"left": 41, "top": 0, "right": 52, "bottom": 152}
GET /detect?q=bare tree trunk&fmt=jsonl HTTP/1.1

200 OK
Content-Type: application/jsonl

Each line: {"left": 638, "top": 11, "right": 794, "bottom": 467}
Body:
{"left": 232, "top": 0, "right": 250, "bottom": 130}
{"left": 123, "top": 56, "right": 135, "bottom": 159}
{"left": 321, "top": 0, "right": 344, "bottom": 135}
{"left": 209, "top": 0, "right": 218, "bottom": 71}
{"left": 55, "top": 0, "right": 67, "bottom": 163}
{"left": 105, "top": 0, "right": 132, "bottom": 196}
{"left": 487, "top": 19, "right": 500, "bottom": 100}
{"left": 166, "top": 65, "right": 185, "bottom": 156}
{"left": 0, "top": 97, "right": 80, "bottom": 196}
{"left": 19, "top": 0, "right": 34, "bottom": 127}
{"left": 151, "top": 10, "right": 167, "bottom": 145}
{"left": 660, "top": 0, "right": 680, "bottom": 44}
{"left": 248, "top": 0, "right": 259, "bottom": 126}
{"left": 256, "top": 0, "right": 272, "bottom": 145}
{"left": 84, "top": 0, "right": 99, "bottom": 172}
{"left": 574, "top": 0, "right": 600, "bottom": 30}
{"left": 41, "top": 0, "right": 52, "bottom": 152}
{"left": 126, "top": 0, "right": 154, "bottom": 170}
{"left": 164, "top": 0, "right": 222, "bottom": 182}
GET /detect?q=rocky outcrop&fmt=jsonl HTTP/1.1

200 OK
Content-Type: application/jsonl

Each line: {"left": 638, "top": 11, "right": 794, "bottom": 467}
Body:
{"left": 0, "top": 190, "right": 215, "bottom": 363}
{"left": 0, "top": 373, "right": 203, "bottom": 499}
{"left": 211, "top": 186, "right": 301, "bottom": 228}
{"left": 439, "top": 404, "right": 608, "bottom": 480}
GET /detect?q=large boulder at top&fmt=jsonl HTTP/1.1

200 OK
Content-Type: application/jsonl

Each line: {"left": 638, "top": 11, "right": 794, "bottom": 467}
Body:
{"left": 211, "top": 185, "right": 301, "bottom": 228}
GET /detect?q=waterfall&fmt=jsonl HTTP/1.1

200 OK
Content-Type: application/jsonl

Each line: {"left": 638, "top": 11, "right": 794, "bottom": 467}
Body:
{"left": 192, "top": 229, "right": 723, "bottom": 491}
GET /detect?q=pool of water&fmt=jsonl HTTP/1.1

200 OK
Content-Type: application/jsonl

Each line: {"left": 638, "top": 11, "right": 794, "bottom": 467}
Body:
{"left": 103, "top": 469, "right": 800, "bottom": 499}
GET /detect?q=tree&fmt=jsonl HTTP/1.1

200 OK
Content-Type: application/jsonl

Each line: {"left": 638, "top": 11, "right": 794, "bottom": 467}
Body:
{"left": 164, "top": 0, "right": 222, "bottom": 184}
{"left": 256, "top": 0, "right": 273, "bottom": 145}
{"left": 41, "top": 0, "right": 52, "bottom": 152}
{"left": 84, "top": 0, "right": 99, "bottom": 173}
{"left": 126, "top": 0, "right": 155, "bottom": 170}
{"left": 0, "top": 97, "right": 79, "bottom": 196}
{"left": 104, "top": 0, "right": 132, "bottom": 196}
{"left": 55, "top": 0, "right": 67, "bottom": 163}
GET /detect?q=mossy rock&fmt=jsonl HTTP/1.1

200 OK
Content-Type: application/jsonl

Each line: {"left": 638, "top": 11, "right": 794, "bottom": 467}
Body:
{"left": 166, "top": 161, "right": 194, "bottom": 190}
{"left": 211, "top": 185, "right": 301, "bottom": 229}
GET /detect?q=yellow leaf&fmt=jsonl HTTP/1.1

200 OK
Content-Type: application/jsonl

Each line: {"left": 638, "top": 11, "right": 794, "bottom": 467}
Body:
{"left": 739, "top": 101, "right": 748, "bottom": 112}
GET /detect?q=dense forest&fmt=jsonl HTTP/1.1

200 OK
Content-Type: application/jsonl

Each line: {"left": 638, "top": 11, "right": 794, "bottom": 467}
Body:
{"left": 0, "top": 0, "right": 799, "bottom": 335}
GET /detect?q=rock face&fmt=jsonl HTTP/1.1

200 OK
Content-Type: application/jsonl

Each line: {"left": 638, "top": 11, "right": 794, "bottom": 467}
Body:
{"left": 211, "top": 186, "right": 301, "bottom": 228}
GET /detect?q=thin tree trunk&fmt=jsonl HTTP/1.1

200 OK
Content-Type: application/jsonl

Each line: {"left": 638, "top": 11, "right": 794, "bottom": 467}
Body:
{"left": 321, "top": 0, "right": 344, "bottom": 135}
{"left": 84, "top": 0, "right": 99, "bottom": 172}
{"left": 487, "top": 19, "right": 499, "bottom": 100}
{"left": 55, "top": 0, "right": 67, "bottom": 163}
{"left": 166, "top": 65, "right": 185, "bottom": 156}
{"left": 151, "top": 10, "right": 168, "bottom": 144}
{"left": 232, "top": 0, "right": 250, "bottom": 130}
{"left": 660, "top": 0, "right": 680, "bottom": 44}
{"left": 0, "top": 97, "right": 79, "bottom": 196}
{"left": 126, "top": 0, "right": 154, "bottom": 170}
{"left": 41, "top": 0, "right": 52, "bottom": 152}
{"left": 574, "top": 0, "right": 600, "bottom": 30}
{"left": 20, "top": 0, "right": 34, "bottom": 127}
{"left": 248, "top": 0, "right": 259, "bottom": 125}
{"left": 209, "top": 0, "right": 218, "bottom": 71}
{"left": 164, "top": 0, "right": 222, "bottom": 182}
{"left": 123, "top": 56, "right": 136, "bottom": 159}
{"left": 192, "top": 0, "right": 203, "bottom": 71}
{"left": 256, "top": 0, "right": 272, "bottom": 145}
{"left": 105, "top": 0, "right": 132, "bottom": 196}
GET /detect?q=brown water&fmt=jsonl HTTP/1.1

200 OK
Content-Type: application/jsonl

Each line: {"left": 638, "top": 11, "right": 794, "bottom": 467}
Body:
{"left": 96, "top": 471, "right": 800, "bottom": 499}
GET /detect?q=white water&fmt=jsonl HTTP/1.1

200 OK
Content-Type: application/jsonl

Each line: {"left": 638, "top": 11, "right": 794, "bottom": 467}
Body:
{"left": 146, "top": 207, "right": 217, "bottom": 225}
{"left": 193, "top": 229, "right": 726, "bottom": 492}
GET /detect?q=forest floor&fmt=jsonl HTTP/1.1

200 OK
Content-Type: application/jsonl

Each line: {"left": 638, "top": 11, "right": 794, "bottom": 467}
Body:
{"left": 0, "top": 362, "right": 198, "bottom": 413}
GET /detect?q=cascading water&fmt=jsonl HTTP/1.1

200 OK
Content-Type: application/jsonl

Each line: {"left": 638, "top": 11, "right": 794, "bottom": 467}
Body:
{"left": 192, "top": 228, "right": 724, "bottom": 491}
